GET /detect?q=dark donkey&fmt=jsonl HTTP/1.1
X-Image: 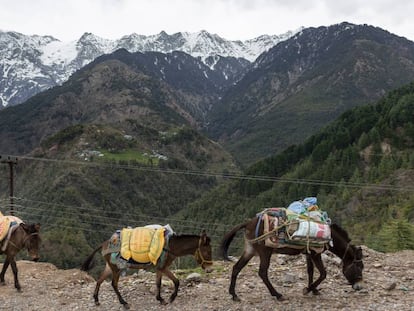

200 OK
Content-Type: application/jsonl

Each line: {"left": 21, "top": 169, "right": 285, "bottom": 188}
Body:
{"left": 81, "top": 229, "right": 213, "bottom": 309}
{"left": 0, "top": 216, "right": 41, "bottom": 291}
{"left": 221, "top": 218, "right": 364, "bottom": 302}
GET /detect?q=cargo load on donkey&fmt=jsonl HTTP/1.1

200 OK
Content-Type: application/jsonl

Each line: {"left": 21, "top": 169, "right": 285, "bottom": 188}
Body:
{"left": 220, "top": 196, "right": 364, "bottom": 302}
{"left": 258, "top": 197, "right": 331, "bottom": 252}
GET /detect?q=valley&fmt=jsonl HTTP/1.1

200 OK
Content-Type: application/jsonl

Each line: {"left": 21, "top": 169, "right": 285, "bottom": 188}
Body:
{"left": 0, "top": 22, "right": 413, "bottom": 274}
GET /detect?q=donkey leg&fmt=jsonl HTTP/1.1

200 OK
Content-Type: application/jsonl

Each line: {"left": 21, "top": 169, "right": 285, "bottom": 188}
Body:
{"left": 257, "top": 249, "right": 284, "bottom": 301}
{"left": 155, "top": 270, "right": 167, "bottom": 305}
{"left": 93, "top": 264, "right": 112, "bottom": 306}
{"left": 307, "top": 253, "right": 326, "bottom": 295}
{"left": 111, "top": 269, "right": 129, "bottom": 309}
{"left": 303, "top": 254, "right": 315, "bottom": 295}
{"left": 162, "top": 269, "right": 180, "bottom": 303}
{"left": 0, "top": 258, "right": 10, "bottom": 285}
{"left": 10, "top": 258, "right": 21, "bottom": 291}
{"left": 229, "top": 250, "right": 254, "bottom": 302}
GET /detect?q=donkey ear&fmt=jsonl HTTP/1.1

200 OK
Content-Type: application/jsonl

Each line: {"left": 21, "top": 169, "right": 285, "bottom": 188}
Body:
{"left": 200, "top": 230, "right": 208, "bottom": 244}
{"left": 20, "top": 223, "right": 31, "bottom": 232}
{"left": 34, "top": 223, "right": 41, "bottom": 232}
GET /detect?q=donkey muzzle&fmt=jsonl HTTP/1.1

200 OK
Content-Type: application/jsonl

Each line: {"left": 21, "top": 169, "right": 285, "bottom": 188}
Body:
{"left": 204, "top": 265, "right": 213, "bottom": 273}
{"left": 30, "top": 254, "right": 40, "bottom": 262}
{"left": 352, "top": 281, "right": 363, "bottom": 291}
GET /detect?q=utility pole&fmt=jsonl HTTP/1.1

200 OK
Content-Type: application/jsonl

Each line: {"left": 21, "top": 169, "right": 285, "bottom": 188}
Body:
{"left": 0, "top": 155, "right": 18, "bottom": 215}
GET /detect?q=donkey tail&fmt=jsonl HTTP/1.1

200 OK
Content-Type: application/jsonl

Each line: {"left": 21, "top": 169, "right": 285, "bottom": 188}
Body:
{"left": 220, "top": 221, "right": 249, "bottom": 261}
{"left": 81, "top": 244, "right": 103, "bottom": 271}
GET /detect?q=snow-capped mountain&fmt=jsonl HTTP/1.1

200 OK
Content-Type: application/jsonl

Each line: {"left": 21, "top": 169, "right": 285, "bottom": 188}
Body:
{"left": 0, "top": 29, "right": 301, "bottom": 108}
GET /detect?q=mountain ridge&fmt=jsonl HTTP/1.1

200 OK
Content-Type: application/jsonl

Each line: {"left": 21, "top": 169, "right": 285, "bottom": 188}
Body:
{"left": 208, "top": 22, "right": 414, "bottom": 165}
{"left": 0, "top": 28, "right": 300, "bottom": 108}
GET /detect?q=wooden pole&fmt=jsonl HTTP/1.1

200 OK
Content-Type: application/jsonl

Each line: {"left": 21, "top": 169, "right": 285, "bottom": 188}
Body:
{"left": 0, "top": 155, "right": 18, "bottom": 215}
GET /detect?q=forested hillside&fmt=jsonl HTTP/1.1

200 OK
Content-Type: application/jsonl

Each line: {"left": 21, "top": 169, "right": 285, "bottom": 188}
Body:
{"left": 208, "top": 22, "right": 414, "bottom": 166}
{"left": 180, "top": 82, "right": 414, "bottom": 252}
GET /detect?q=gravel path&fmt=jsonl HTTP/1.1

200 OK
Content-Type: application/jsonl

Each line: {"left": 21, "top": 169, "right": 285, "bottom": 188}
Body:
{"left": 1, "top": 246, "right": 413, "bottom": 311}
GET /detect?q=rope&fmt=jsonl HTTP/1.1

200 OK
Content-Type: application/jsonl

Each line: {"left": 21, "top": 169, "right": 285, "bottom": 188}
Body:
{"left": 246, "top": 220, "right": 300, "bottom": 244}
{"left": 194, "top": 235, "right": 213, "bottom": 266}
{"left": 306, "top": 217, "right": 311, "bottom": 254}
{"left": 247, "top": 216, "right": 329, "bottom": 255}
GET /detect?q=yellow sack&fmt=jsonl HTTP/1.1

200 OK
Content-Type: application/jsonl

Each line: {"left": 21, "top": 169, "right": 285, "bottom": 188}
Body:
{"left": 120, "top": 227, "right": 165, "bottom": 265}
{"left": 120, "top": 228, "right": 133, "bottom": 260}
{"left": 0, "top": 216, "right": 11, "bottom": 242}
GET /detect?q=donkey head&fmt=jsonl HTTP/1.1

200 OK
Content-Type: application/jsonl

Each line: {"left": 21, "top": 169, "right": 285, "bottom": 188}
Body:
{"left": 21, "top": 223, "right": 41, "bottom": 262}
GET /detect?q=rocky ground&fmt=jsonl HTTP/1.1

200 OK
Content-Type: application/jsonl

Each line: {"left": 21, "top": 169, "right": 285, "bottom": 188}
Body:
{"left": 0, "top": 246, "right": 413, "bottom": 311}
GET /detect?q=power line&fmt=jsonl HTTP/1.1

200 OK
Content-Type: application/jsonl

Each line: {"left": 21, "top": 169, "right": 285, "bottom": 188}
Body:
{"left": 12, "top": 197, "right": 231, "bottom": 229}
{"left": 10, "top": 155, "right": 414, "bottom": 192}
{"left": 13, "top": 207, "right": 233, "bottom": 244}
{"left": 3, "top": 197, "right": 232, "bottom": 238}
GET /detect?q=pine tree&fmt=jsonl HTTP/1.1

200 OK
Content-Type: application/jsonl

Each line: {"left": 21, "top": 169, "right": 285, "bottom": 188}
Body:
{"left": 374, "top": 219, "right": 414, "bottom": 252}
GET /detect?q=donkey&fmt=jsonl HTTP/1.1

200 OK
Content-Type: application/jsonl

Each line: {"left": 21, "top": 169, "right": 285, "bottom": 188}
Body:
{"left": 0, "top": 216, "right": 41, "bottom": 291}
{"left": 221, "top": 217, "right": 363, "bottom": 302}
{"left": 82, "top": 229, "right": 213, "bottom": 309}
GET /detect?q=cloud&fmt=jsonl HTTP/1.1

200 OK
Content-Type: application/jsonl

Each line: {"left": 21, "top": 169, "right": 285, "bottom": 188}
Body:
{"left": 0, "top": 0, "right": 413, "bottom": 41}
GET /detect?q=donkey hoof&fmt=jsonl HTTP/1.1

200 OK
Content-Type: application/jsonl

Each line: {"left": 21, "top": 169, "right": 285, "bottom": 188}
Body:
{"left": 232, "top": 296, "right": 241, "bottom": 302}
{"left": 123, "top": 303, "right": 130, "bottom": 309}
{"left": 94, "top": 301, "right": 100, "bottom": 306}
{"left": 312, "top": 289, "right": 321, "bottom": 295}
{"left": 277, "top": 295, "right": 287, "bottom": 301}
{"left": 303, "top": 287, "right": 310, "bottom": 295}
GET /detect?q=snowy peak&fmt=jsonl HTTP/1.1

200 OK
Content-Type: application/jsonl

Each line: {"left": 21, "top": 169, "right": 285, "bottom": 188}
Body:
{"left": 115, "top": 29, "right": 303, "bottom": 62}
{"left": 0, "top": 28, "right": 300, "bottom": 108}
{"left": 77, "top": 32, "right": 115, "bottom": 53}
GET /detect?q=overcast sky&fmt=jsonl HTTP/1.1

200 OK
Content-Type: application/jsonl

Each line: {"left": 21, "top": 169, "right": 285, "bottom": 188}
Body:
{"left": 1, "top": 0, "right": 413, "bottom": 42}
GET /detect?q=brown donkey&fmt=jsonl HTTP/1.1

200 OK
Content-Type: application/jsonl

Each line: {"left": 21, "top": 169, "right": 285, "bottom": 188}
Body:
{"left": 82, "top": 229, "right": 213, "bottom": 309}
{"left": 0, "top": 216, "right": 41, "bottom": 291}
{"left": 221, "top": 218, "right": 364, "bottom": 302}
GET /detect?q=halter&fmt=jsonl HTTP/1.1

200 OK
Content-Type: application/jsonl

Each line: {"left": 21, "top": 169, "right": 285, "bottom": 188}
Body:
{"left": 194, "top": 237, "right": 213, "bottom": 267}
{"left": 341, "top": 242, "right": 363, "bottom": 277}
{"left": 341, "top": 243, "right": 363, "bottom": 263}
{"left": 341, "top": 242, "right": 351, "bottom": 263}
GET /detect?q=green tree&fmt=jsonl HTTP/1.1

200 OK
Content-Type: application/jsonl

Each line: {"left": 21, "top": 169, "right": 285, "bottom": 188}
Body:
{"left": 358, "top": 132, "right": 370, "bottom": 149}
{"left": 371, "top": 219, "right": 414, "bottom": 252}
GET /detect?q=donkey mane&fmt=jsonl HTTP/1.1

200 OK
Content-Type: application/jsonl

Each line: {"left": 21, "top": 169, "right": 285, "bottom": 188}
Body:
{"left": 173, "top": 234, "right": 199, "bottom": 238}
{"left": 331, "top": 223, "right": 351, "bottom": 242}
{"left": 172, "top": 234, "right": 211, "bottom": 243}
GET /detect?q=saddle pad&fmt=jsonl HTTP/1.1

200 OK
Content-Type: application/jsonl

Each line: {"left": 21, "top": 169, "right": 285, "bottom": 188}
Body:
{"left": 0, "top": 216, "right": 11, "bottom": 242}
{"left": 263, "top": 213, "right": 282, "bottom": 248}
{"left": 0, "top": 216, "right": 23, "bottom": 251}
{"left": 120, "top": 227, "right": 165, "bottom": 265}
{"left": 106, "top": 231, "right": 121, "bottom": 254}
